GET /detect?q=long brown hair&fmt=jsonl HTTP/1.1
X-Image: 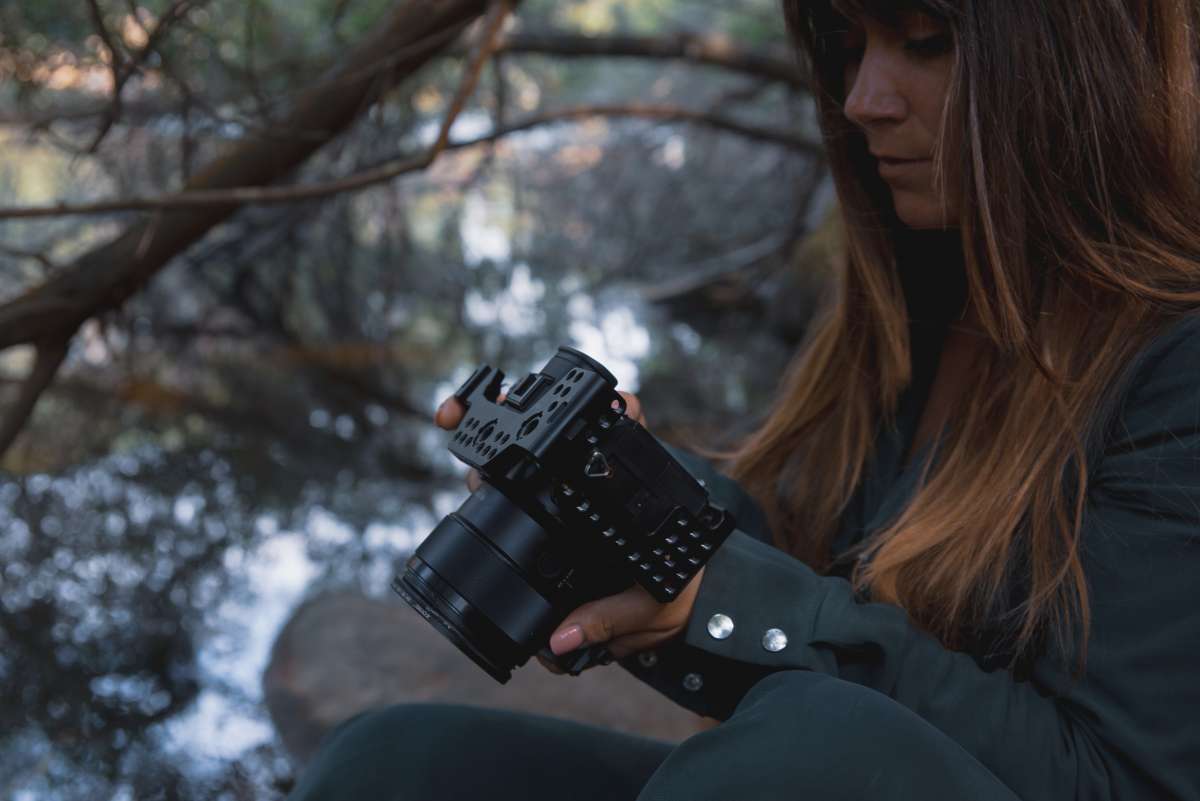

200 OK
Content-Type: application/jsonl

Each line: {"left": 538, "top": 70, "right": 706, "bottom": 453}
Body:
{"left": 698, "top": 0, "right": 1200, "bottom": 669}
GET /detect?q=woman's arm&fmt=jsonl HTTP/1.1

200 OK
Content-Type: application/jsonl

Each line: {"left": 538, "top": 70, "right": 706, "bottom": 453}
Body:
{"left": 623, "top": 318, "right": 1200, "bottom": 801}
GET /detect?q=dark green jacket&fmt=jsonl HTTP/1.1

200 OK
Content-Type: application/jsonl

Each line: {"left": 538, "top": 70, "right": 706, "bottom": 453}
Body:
{"left": 622, "top": 314, "right": 1200, "bottom": 801}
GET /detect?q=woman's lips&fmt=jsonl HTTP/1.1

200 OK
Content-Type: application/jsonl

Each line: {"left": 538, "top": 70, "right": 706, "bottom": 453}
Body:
{"left": 877, "top": 157, "right": 930, "bottom": 179}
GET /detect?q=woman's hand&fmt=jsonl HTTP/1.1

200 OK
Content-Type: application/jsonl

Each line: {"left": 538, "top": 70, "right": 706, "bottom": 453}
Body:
{"left": 543, "top": 564, "right": 706, "bottom": 664}
{"left": 433, "top": 389, "right": 704, "bottom": 673}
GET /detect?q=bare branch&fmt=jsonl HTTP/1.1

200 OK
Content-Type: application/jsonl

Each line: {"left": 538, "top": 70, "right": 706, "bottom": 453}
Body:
{"left": 0, "top": 242, "right": 60, "bottom": 273}
{"left": 2, "top": 28, "right": 804, "bottom": 136}
{"left": 495, "top": 30, "right": 806, "bottom": 90}
{"left": 0, "top": 102, "right": 816, "bottom": 219}
{"left": 0, "top": 338, "right": 69, "bottom": 457}
{"left": 637, "top": 230, "right": 795, "bottom": 304}
{"left": 87, "top": 0, "right": 207, "bottom": 152}
{"left": 0, "top": 0, "right": 502, "bottom": 366}
{"left": 85, "top": 0, "right": 126, "bottom": 74}
{"left": 486, "top": 103, "right": 820, "bottom": 153}
{"left": 429, "top": 0, "right": 514, "bottom": 155}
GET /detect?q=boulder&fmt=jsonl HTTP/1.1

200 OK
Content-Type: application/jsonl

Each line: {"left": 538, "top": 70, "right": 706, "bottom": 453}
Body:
{"left": 263, "top": 591, "right": 710, "bottom": 766}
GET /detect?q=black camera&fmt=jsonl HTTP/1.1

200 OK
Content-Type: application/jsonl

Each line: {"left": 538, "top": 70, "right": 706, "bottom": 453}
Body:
{"left": 392, "top": 345, "right": 737, "bottom": 683}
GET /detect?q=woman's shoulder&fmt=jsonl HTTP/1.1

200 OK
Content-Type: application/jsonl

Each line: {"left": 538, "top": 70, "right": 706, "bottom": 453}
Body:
{"left": 1111, "top": 313, "right": 1200, "bottom": 414}
{"left": 1095, "top": 312, "right": 1200, "bottom": 477}
{"left": 1130, "top": 312, "right": 1200, "bottom": 374}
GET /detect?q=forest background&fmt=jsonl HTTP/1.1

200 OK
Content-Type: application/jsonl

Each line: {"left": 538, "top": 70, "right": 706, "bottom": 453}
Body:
{"left": 0, "top": 0, "right": 839, "bottom": 797}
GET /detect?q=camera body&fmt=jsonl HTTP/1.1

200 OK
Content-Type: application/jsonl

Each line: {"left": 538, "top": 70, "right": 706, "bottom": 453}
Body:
{"left": 392, "top": 346, "right": 736, "bottom": 683}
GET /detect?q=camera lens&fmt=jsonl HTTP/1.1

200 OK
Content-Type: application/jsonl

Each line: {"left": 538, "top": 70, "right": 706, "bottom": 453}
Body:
{"left": 392, "top": 484, "right": 560, "bottom": 683}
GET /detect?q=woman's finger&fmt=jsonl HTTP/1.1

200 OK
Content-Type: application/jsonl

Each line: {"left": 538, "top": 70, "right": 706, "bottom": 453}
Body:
{"left": 606, "top": 630, "right": 674, "bottom": 661}
{"left": 434, "top": 396, "right": 465, "bottom": 429}
{"left": 548, "top": 584, "right": 667, "bottom": 656}
{"left": 615, "top": 390, "right": 647, "bottom": 427}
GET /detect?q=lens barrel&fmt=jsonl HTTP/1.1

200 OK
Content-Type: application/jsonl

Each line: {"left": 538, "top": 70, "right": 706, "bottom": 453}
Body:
{"left": 392, "top": 483, "right": 561, "bottom": 683}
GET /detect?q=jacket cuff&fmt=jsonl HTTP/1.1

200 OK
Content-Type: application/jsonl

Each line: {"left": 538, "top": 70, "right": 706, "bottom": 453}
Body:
{"left": 618, "top": 528, "right": 833, "bottom": 720}
{"left": 617, "top": 630, "right": 777, "bottom": 721}
{"left": 682, "top": 529, "right": 839, "bottom": 674}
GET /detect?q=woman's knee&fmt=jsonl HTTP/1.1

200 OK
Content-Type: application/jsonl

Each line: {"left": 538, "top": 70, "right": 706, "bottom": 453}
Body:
{"left": 737, "top": 669, "right": 901, "bottom": 738}
{"left": 734, "top": 670, "right": 952, "bottom": 762}
{"left": 323, "top": 702, "right": 483, "bottom": 758}
{"left": 288, "top": 703, "right": 486, "bottom": 801}
{"left": 638, "top": 671, "right": 1017, "bottom": 801}
{"left": 293, "top": 702, "right": 672, "bottom": 801}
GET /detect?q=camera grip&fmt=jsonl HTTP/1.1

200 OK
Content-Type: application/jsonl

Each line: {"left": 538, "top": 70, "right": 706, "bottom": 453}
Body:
{"left": 537, "top": 643, "right": 615, "bottom": 676}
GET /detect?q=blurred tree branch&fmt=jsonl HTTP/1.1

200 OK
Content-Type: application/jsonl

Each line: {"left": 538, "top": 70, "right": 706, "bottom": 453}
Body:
{"left": 85, "top": 0, "right": 208, "bottom": 153}
{"left": 0, "top": 338, "right": 69, "bottom": 457}
{"left": 0, "top": 242, "right": 60, "bottom": 273}
{"left": 2, "top": 28, "right": 805, "bottom": 132}
{"left": 0, "top": 103, "right": 817, "bottom": 219}
{"left": 0, "top": 0, "right": 515, "bottom": 461}
{"left": 495, "top": 30, "right": 805, "bottom": 90}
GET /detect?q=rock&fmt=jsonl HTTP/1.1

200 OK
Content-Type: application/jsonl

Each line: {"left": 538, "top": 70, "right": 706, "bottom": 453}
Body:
{"left": 263, "top": 591, "right": 710, "bottom": 766}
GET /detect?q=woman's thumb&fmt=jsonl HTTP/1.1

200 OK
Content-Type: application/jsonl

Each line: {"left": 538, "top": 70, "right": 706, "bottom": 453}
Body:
{"left": 549, "top": 623, "right": 587, "bottom": 655}
{"left": 549, "top": 608, "right": 616, "bottom": 656}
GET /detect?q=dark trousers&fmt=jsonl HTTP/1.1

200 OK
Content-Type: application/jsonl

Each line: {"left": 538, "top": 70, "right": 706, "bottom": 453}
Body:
{"left": 287, "top": 670, "right": 1020, "bottom": 801}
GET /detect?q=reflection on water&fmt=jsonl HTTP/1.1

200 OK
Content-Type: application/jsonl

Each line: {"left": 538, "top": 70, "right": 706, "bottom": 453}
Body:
{"left": 0, "top": 432, "right": 464, "bottom": 799}
{"left": 0, "top": 289, "right": 799, "bottom": 797}
{"left": 0, "top": 298, "right": 669, "bottom": 798}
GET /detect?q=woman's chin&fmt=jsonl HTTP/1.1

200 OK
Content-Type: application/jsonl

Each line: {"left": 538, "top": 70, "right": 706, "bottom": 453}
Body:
{"left": 893, "top": 195, "right": 958, "bottom": 230}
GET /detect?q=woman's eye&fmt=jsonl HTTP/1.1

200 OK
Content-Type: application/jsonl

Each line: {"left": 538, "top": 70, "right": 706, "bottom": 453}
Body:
{"left": 904, "top": 33, "right": 953, "bottom": 57}
{"left": 838, "top": 35, "right": 865, "bottom": 61}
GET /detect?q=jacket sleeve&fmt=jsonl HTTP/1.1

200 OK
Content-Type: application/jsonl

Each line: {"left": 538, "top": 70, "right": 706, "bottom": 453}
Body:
{"left": 620, "top": 318, "right": 1200, "bottom": 801}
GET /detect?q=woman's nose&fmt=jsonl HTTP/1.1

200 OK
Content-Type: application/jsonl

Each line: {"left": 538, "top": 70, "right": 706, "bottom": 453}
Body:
{"left": 843, "top": 55, "right": 908, "bottom": 128}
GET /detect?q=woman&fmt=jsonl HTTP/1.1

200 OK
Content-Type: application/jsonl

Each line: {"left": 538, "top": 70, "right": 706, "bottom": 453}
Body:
{"left": 289, "top": 0, "right": 1200, "bottom": 798}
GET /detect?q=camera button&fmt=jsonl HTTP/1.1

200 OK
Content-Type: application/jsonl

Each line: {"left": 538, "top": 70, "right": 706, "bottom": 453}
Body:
{"left": 683, "top": 673, "right": 704, "bottom": 692}
{"left": 637, "top": 650, "right": 659, "bottom": 668}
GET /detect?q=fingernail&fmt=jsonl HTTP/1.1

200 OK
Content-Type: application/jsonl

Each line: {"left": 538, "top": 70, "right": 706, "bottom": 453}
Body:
{"left": 435, "top": 398, "right": 451, "bottom": 419}
{"left": 550, "top": 624, "right": 584, "bottom": 655}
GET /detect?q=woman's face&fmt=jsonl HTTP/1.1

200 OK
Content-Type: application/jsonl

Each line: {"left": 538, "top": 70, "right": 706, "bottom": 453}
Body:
{"left": 840, "top": 11, "right": 958, "bottom": 229}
